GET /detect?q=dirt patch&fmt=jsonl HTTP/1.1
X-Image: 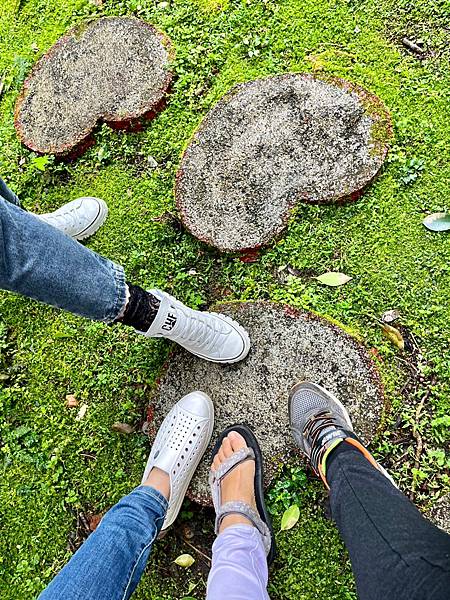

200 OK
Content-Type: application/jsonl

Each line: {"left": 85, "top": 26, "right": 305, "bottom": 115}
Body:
{"left": 15, "top": 17, "right": 173, "bottom": 156}
{"left": 176, "top": 74, "right": 392, "bottom": 251}
{"left": 149, "top": 301, "right": 385, "bottom": 505}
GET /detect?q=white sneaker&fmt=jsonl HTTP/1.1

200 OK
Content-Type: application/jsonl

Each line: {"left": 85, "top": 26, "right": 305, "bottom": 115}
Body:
{"left": 37, "top": 197, "right": 108, "bottom": 241}
{"left": 143, "top": 289, "right": 251, "bottom": 364}
{"left": 142, "top": 391, "right": 214, "bottom": 530}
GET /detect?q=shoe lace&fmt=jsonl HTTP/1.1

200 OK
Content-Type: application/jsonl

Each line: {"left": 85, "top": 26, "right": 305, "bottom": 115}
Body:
{"left": 303, "top": 410, "right": 342, "bottom": 472}
{"left": 40, "top": 206, "right": 81, "bottom": 231}
{"left": 175, "top": 307, "right": 225, "bottom": 352}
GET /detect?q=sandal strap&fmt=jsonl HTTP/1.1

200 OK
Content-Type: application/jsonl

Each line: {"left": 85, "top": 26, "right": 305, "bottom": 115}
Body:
{"left": 215, "top": 447, "right": 255, "bottom": 481}
{"left": 209, "top": 447, "right": 255, "bottom": 511}
{"left": 215, "top": 501, "right": 272, "bottom": 556}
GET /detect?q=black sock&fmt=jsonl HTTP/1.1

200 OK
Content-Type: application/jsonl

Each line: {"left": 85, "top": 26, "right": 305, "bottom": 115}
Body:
{"left": 116, "top": 284, "right": 161, "bottom": 331}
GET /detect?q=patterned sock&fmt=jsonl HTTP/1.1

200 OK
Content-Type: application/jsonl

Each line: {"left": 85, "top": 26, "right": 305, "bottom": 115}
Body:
{"left": 115, "top": 284, "right": 161, "bottom": 332}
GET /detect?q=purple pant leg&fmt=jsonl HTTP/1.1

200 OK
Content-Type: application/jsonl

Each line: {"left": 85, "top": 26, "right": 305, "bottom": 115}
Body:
{"left": 207, "top": 525, "right": 270, "bottom": 600}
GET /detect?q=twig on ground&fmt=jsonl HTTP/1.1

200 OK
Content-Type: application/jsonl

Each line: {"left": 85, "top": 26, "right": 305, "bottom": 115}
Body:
{"left": 0, "top": 73, "right": 5, "bottom": 101}
{"left": 409, "top": 383, "right": 434, "bottom": 499}
{"left": 402, "top": 37, "right": 425, "bottom": 55}
{"left": 182, "top": 538, "right": 212, "bottom": 564}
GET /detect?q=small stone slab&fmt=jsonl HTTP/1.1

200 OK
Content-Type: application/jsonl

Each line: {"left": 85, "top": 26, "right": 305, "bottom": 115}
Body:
{"left": 15, "top": 17, "right": 173, "bottom": 156}
{"left": 176, "top": 74, "right": 392, "bottom": 252}
{"left": 148, "top": 301, "right": 384, "bottom": 506}
{"left": 426, "top": 494, "right": 450, "bottom": 534}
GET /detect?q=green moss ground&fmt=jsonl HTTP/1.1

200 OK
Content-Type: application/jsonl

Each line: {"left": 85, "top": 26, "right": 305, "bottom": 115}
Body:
{"left": 0, "top": 0, "right": 449, "bottom": 598}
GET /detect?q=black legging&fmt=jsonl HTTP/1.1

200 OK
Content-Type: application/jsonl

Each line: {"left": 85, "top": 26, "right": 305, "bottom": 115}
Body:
{"left": 328, "top": 443, "right": 450, "bottom": 600}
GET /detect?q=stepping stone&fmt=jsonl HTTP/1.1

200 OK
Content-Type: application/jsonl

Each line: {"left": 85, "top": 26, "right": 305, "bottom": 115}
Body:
{"left": 176, "top": 74, "right": 392, "bottom": 252}
{"left": 15, "top": 17, "right": 173, "bottom": 156}
{"left": 149, "top": 301, "right": 384, "bottom": 506}
{"left": 426, "top": 493, "right": 450, "bottom": 534}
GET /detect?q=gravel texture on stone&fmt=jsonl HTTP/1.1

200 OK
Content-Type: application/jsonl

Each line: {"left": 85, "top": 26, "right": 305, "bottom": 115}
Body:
{"left": 426, "top": 494, "right": 450, "bottom": 534}
{"left": 176, "top": 74, "right": 392, "bottom": 252}
{"left": 15, "top": 17, "right": 172, "bottom": 155}
{"left": 149, "top": 301, "right": 385, "bottom": 505}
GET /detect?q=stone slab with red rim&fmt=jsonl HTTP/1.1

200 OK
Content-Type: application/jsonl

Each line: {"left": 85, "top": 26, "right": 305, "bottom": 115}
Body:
{"left": 148, "top": 301, "right": 385, "bottom": 506}
{"left": 15, "top": 17, "right": 173, "bottom": 156}
{"left": 176, "top": 74, "right": 392, "bottom": 252}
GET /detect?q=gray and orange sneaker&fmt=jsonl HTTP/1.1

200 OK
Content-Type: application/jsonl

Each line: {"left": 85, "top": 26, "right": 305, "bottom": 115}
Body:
{"left": 289, "top": 381, "right": 394, "bottom": 488}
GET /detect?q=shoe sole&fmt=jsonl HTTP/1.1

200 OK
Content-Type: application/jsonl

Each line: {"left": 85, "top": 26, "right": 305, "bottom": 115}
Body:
{"left": 208, "top": 312, "right": 251, "bottom": 364}
{"left": 161, "top": 394, "right": 215, "bottom": 531}
{"left": 74, "top": 198, "right": 109, "bottom": 241}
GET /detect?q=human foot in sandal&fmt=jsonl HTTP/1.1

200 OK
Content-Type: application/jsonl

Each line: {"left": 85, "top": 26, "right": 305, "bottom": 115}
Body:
{"left": 209, "top": 425, "right": 276, "bottom": 564}
{"left": 142, "top": 391, "right": 214, "bottom": 531}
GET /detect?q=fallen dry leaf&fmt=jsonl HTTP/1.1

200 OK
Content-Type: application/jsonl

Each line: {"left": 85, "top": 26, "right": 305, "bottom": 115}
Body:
{"left": 88, "top": 513, "right": 103, "bottom": 531}
{"left": 65, "top": 394, "right": 78, "bottom": 408}
{"left": 422, "top": 212, "right": 450, "bottom": 232}
{"left": 381, "top": 309, "right": 400, "bottom": 323}
{"left": 111, "top": 422, "right": 135, "bottom": 434}
{"left": 75, "top": 403, "right": 88, "bottom": 421}
{"left": 381, "top": 323, "right": 405, "bottom": 350}
{"left": 316, "top": 271, "right": 352, "bottom": 287}
{"left": 174, "top": 553, "right": 195, "bottom": 568}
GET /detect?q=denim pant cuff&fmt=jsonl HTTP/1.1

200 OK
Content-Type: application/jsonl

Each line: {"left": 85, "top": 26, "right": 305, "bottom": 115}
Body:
{"left": 103, "top": 262, "right": 128, "bottom": 323}
{"left": 132, "top": 485, "right": 169, "bottom": 515}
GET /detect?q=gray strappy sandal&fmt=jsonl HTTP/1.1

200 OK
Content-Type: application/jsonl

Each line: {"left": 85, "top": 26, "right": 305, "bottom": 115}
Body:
{"left": 209, "top": 424, "right": 276, "bottom": 564}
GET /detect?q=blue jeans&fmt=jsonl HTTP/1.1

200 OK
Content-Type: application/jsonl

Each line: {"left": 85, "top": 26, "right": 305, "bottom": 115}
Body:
{"left": 0, "top": 177, "right": 126, "bottom": 321}
{"left": 38, "top": 485, "right": 269, "bottom": 600}
{"left": 37, "top": 447, "right": 450, "bottom": 600}
{"left": 38, "top": 486, "right": 168, "bottom": 600}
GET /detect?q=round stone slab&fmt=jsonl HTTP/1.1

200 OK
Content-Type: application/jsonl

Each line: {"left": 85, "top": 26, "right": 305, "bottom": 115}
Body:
{"left": 426, "top": 494, "right": 450, "bottom": 534}
{"left": 149, "top": 301, "right": 384, "bottom": 506}
{"left": 176, "top": 74, "right": 392, "bottom": 252}
{"left": 15, "top": 17, "right": 173, "bottom": 156}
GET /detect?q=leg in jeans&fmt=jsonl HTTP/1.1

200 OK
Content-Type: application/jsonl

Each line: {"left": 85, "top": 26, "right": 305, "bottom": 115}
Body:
{"left": 0, "top": 183, "right": 250, "bottom": 362}
{"left": 38, "top": 486, "right": 167, "bottom": 600}
{"left": 327, "top": 443, "right": 450, "bottom": 600}
{"left": 0, "top": 196, "right": 127, "bottom": 321}
{"left": 208, "top": 525, "right": 270, "bottom": 600}
{"left": 39, "top": 392, "right": 213, "bottom": 600}
{"left": 0, "top": 176, "right": 20, "bottom": 206}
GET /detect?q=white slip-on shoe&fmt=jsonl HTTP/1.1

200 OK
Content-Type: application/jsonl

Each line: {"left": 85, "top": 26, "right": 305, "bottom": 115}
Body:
{"left": 37, "top": 196, "right": 108, "bottom": 241}
{"left": 142, "top": 391, "right": 214, "bottom": 531}
{"left": 142, "top": 289, "right": 251, "bottom": 364}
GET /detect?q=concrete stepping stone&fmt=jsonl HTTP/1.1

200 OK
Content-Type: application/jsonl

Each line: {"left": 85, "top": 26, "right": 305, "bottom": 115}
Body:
{"left": 149, "top": 301, "right": 385, "bottom": 505}
{"left": 176, "top": 74, "right": 392, "bottom": 252}
{"left": 426, "top": 493, "right": 450, "bottom": 534}
{"left": 15, "top": 17, "right": 173, "bottom": 156}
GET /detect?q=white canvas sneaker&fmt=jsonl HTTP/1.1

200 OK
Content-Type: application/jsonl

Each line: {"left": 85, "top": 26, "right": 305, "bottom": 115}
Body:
{"left": 143, "top": 289, "right": 251, "bottom": 364}
{"left": 37, "top": 196, "right": 108, "bottom": 241}
{"left": 142, "top": 391, "right": 214, "bottom": 530}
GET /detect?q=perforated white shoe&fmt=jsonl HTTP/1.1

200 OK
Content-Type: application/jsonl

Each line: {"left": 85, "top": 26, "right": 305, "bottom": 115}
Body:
{"left": 37, "top": 196, "right": 108, "bottom": 241}
{"left": 143, "top": 289, "right": 251, "bottom": 364}
{"left": 142, "top": 391, "right": 214, "bottom": 530}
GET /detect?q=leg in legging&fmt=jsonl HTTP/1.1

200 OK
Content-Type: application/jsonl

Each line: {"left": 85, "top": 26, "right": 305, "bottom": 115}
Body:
{"left": 327, "top": 443, "right": 450, "bottom": 600}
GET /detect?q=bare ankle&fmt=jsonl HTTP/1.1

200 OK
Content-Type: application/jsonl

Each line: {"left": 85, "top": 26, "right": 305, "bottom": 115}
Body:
{"left": 143, "top": 467, "right": 170, "bottom": 500}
